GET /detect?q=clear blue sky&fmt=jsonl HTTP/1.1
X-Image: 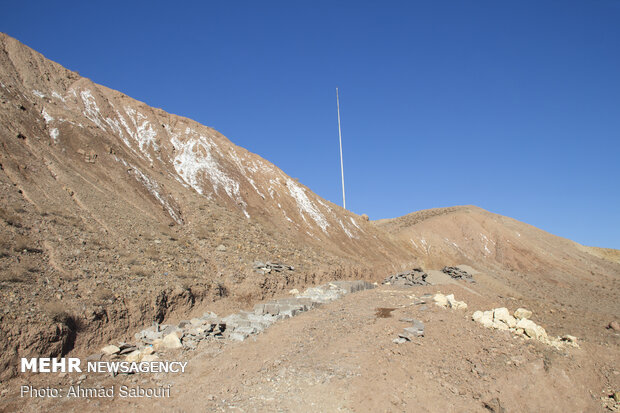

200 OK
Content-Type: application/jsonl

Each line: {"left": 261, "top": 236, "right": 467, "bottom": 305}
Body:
{"left": 3, "top": 1, "right": 619, "bottom": 248}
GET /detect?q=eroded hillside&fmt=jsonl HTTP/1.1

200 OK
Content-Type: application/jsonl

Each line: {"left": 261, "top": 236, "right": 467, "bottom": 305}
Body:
{"left": 0, "top": 33, "right": 414, "bottom": 379}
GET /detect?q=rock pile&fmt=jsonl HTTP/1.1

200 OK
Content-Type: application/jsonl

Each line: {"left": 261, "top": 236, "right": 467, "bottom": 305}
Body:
{"left": 393, "top": 318, "right": 425, "bottom": 344}
{"left": 133, "top": 312, "right": 226, "bottom": 351}
{"left": 382, "top": 268, "right": 428, "bottom": 286}
{"left": 254, "top": 261, "right": 295, "bottom": 274}
{"left": 472, "top": 307, "right": 579, "bottom": 349}
{"left": 442, "top": 266, "right": 475, "bottom": 282}
{"left": 224, "top": 281, "right": 375, "bottom": 341}
{"left": 95, "top": 280, "right": 375, "bottom": 366}
{"left": 433, "top": 293, "right": 468, "bottom": 310}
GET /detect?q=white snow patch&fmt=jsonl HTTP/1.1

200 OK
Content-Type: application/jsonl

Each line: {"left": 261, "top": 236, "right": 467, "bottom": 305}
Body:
{"left": 267, "top": 178, "right": 281, "bottom": 199}
{"left": 420, "top": 238, "right": 431, "bottom": 254}
{"left": 105, "top": 115, "right": 133, "bottom": 151}
{"left": 286, "top": 179, "right": 329, "bottom": 232}
{"left": 115, "top": 157, "right": 182, "bottom": 224}
{"left": 41, "top": 108, "right": 54, "bottom": 123}
{"left": 339, "top": 220, "right": 354, "bottom": 238}
{"left": 80, "top": 90, "right": 107, "bottom": 130}
{"left": 170, "top": 132, "right": 242, "bottom": 203}
{"left": 243, "top": 209, "right": 250, "bottom": 219}
{"left": 123, "top": 107, "right": 158, "bottom": 160}
{"left": 247, "top": 177, "right": 265, "bottom": 199}
{"left": 316, "top": 198, "right": 333, "bottom": 214}
{"left": 479, "top": 233, "right": 494, "bottom": 256}
{"left": 32, "top": 89, "right": 45, "bottom": 98}
{"left": 114, "top": 110, "right": 138, "bottom": 151}
{"left": 51, "top": 91, "right": 65, "bottom": 102}
{"left": 50, "top": 128, "right": 59, "bottom": 141}
{"left": 349, "top": 217, "right": 361, "bottom": 230}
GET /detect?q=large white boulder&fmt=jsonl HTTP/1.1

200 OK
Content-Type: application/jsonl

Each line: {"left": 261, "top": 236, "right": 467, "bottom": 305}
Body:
{"left": 125, "top": 350, "right": 142, "bottom": 363}
{"left": 161, "top": 333, "right": 183, "bottom": 349}
{"left": 446, "top": 294, "right": 468, "bottom": 310}
{"left": 472, "top": 311, "right": 484, "bottom": 322}
{"left": 516, "top": 318, "right": 546, "bottom": 340}
{"left": 493, "top": 320, "right": 510, "bottom": 330}
{"left": 493, "top": 307, "right": 517, "bottom": 328}
{"left": 493, "top": 308, "right": 510, "bottom": 323}
{"left": 101, "top": 345, "right": 120, "bottom": 355}
{"left": 479, "top": 311, "right": 494, "bottom": 328}
{"left": 514, "top": 308, "right": 533, "bottom": 320}
{"left": 433, "top": 294, "right": 448, "bottom": 307}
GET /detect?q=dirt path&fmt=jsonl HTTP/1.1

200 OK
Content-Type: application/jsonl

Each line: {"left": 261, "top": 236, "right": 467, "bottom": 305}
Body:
{"left": 14, "top": 283, "right": 618, "bottom": 412}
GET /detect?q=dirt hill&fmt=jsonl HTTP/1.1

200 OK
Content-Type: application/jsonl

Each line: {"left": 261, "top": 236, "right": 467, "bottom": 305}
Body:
{"left": 0, "top": 32, "right": 415, "bottom": 379}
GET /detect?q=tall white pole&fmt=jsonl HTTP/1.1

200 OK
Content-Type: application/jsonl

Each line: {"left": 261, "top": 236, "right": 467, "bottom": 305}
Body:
{"left": 336, "top": 87, "right": 346, "bottom": 209}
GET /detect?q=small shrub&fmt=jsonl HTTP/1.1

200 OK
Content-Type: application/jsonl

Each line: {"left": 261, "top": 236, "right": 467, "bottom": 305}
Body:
{"left": 0, "top": 207, "right": 21, "bottom": 227}
{"left": 0, "top": 269, "right": 31, "bottom": 283}
{"left": 131, "top": 265, "right": 149, "bottom": 278}
{"left": 12, "top": 235, "right": 42, "bottom": 253}
{"left": 43, "top": 301, "right": 72, "bottom": 324}
{"left": 126, "top": 254, "right": 140, "bottom": 266}
{"left": 195, "top": 227, "right": 212, "bottom": 240}
{"left": 144, "top": 247, "right": 160, "bottom": 261}
{"left": 93, "top": 288, "right": 115, "bottom": 304}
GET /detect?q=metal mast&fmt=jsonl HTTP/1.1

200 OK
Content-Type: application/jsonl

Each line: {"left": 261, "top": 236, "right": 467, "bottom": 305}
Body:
{"left": 336, "top": 87, "right": 346, "bottom": 209}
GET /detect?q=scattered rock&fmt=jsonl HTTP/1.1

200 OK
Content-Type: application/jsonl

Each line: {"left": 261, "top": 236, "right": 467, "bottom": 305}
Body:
{"left": 433, "top": 293, "right": 449, "bottom": 307}
{"left": 141, "top": 346, "right": 155, "bottom": 356}
{"left": 361, "top": 214, "right": 369, "bottom": 221}
{"left": 607, "top": 321, "right": 620, "bottom": 331}
{"left": 394, "top": 319, "right": 424, "bottom": 343}
{"left": 493, "top": 307, "right": 516, "bottom": 328}
{"left": 516, "top": 318, "right": 547, "bottom": 340}
{"left": 161, "top": 333, "right": 183, "bottom": 349}
{"left": 141, "top": 354, "right": 159, "bottom": 362}
{"left": 483, "top": 397, "right": 505, "bottom": 413}
{"left": 216, "top": 244, "right": 227, "bottom": 252}
{"left": 473, "top": 306, "right": 577, "bottom": 349}
{"left": 107, "top": 280, "right": 374, "bottom": 367}
{"left": 382, "top": 268, "right": 428, "bottom": 286}
{"left": 288, "top": 288, "right": 299, "bottom": 295}
{"left": 434, "top": 293, "right": 467, "bottom": 310}
{"left": 125, "top": 350, "right": 142, "bottom": 363}
{"left": 101, "top": 345, "right": 120, "bottom": 355}
{"left": 442, "top": 266, "right": 475, "bottom": 282}
{"left": 514, "top": 308, "right": 532, "bottom": 320}
{"left": 446, "top": 294, "right": 468, "bottom": 310}
{"left": 254, "top": 261, "right": 294, "bottom": 274}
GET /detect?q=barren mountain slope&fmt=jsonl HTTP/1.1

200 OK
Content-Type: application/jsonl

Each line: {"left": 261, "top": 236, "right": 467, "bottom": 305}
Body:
{"left": 375, "top": 205, "right": 620, "bottom": 342}
{"left": 0, "top": 33, "right": 413, "bottom": 379}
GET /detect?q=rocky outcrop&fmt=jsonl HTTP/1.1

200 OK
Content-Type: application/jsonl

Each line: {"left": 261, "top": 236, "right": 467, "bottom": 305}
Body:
{"left": 433, "top": 293, "right": 467, "bottom": 310}
{"left": 472, "top": 307, "right": 578, "bottom": 349}
{"left": 442, "top": 266, "right": 474, "bottom": 282}
{"left": 382, "top": 268, "right": 428, "bottom": 286}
